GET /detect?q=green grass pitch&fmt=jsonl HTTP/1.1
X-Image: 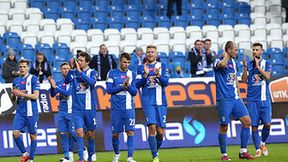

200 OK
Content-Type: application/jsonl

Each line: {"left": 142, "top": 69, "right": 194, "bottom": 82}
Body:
{"left": 2, "top": 143, "right": 288, "bottom": 162}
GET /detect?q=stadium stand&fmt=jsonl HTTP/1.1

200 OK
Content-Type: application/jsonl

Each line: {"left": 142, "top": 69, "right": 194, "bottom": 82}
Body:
{"left": 0, "top": 0, "right": 287, "bottom": 81}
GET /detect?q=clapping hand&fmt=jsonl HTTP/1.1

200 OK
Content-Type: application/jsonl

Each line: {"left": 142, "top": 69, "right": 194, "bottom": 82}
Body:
{"left": 144, "top": 63, "right": 150, "bottom": 77}
{"left": 48, "top": 77, "right": 57, "bottom": 88}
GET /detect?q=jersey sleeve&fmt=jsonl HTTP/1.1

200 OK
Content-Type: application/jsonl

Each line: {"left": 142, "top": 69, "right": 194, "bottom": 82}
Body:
{"left": 126, "top": 71, "right": 138, "bottom": 96}
{"left": 79, "top": 70, "right": 97, "bottom": 86}
{"left": 213, "top": 57, "right": 222, "bottom": 69}
{"left": 32, "top": 76, "right": 40, "bottom": 91}
{"left": 158, "top": 63, "right": 169, "bottom": 86}
{"left": 106, "top": 70, "right": 123, "bottom": 94}
{"left": 265, "top": 61, "right": 272, "bottom": 72}
{"left": 135, "top": 65, "right": 147, "bottom": 89}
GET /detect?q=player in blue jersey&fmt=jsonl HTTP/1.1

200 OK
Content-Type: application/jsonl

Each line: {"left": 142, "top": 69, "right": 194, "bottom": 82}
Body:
{"left": 106, "top": 52, "right": 138, "bottom": 162}
{"left": 241, "top": 43, "right": 272, "bottom": 157}
{"left": 11, "top": 59, "right": 40, "bottom": 162}
{"left": 136, "top": 45, "right": 169, "bottom": 162}
{"left": 49, "top": 62, "right": 75, "bottom": 162}
{"left": 65, "top": 52, "right": 97, "bottom": 162}
{"left": 213, "top": 41, "right": 254, "bottom": 161}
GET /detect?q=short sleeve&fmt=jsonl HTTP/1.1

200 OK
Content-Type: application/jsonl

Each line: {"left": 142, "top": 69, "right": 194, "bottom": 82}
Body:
{"left": 213, "top": 57, "right": 222, "bottom": 69}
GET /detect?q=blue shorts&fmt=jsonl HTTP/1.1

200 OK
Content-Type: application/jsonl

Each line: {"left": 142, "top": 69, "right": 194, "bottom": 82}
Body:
{"left": 216, "top": 99, "right": 249, "bottom": 125}
{"left": 111, "top": 109, "right": 135, "bottom": 134}
{"left": 56, "top": 112, "right": 72, "bottom": 133}
{"left": 143, "top": 105, "right": 167, "bottom": 128}
{"left": 247, "top": 100, "right": 272, "bottom": 126}
{"left": 12, "top": 113, "right": 39, "bottom": 134}
{"left": 71, "top": 110, "right": 97, "bottom": 131}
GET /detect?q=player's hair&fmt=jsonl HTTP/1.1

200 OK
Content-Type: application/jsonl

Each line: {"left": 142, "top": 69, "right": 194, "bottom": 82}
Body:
{"left": 204, "top": 39, "right": 211, "bottom": 43}
{"left": 60, "top": 62, "right": 69, "bottom": 68}
{"left": 252, "top": 42, "right": 263, "bottom": 49}
{"left": 19, "top": 59, "right": 30, "bottom": 66}
{"left": 120, "top": 52, "right": 131, "bottom": 61}
{"left": 225, "top": 41, "right": 235, "bottom": 52}
{"left": 146, "top": 45, "right": 157, "bottom": 51}
{"left": 194, "top": 39, "right": 204, "bottom": 45}
{"left": 77, "top": 51, "right": 91, "bottom": 63}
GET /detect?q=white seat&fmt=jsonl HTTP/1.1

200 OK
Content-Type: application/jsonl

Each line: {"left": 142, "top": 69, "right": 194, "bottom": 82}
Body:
{"left": 218, "top": 37, "right": 232, "bottom": 50}
{"left": 268, "top": 0, "right": 281, "bottom": 15}
{"left": 120, "top": 40, "right": 136, "bottom": 54}
{"left": 153, "top": 39, "right": 170, "bottom": 54}
{"left": 218, "top": 25, "right": 234, "bottom": 41}
{"left": 71, "top": 30, "right": 88, "bottom": 44}
{"left": 0, "top": 21, "right": 6, "bottom": 36}
{"left": 267, "top": 12, "right": 282, "bottom": 24}
{"left": 7, "top": 20, "right": 23, "bottom": 35}
{"left": 282, "top": 23, "right": 288, "bottom": 34}
{"left": 266, "top": 23, "right": 282, "bottom": 38}
{"left": 251, "top": 13, "right": 267, "bottom": 26}
{"left": 9, "top": 9, "right": 25, "bottom": 22}
{"left": 38, "top": 31, "right": 55, "bottom": 46}
{"left": 250, "top": 0, "right": 266, "bottom": 13}
{"left": 23, "top": 20, "right": 40, "bottom": 34}
{"left": 105, "top": 41, "right": 121, "bottom": 56}
{"left": 186, "top": 39, "right": 195, "bottom": 51}
{"left": 250, "top": 24, "right": 267, "bottom": 40}
{"left": 40, "top": 19, "right": 56, "bottom": 34}
{"left": 202, "top": 25, "right": 219, "bottom": 42}
{"left": 121, "top": 28, "right": 137, "bottom": 42}
{"left": 211, "top": 42, "right": 219, "bottom": 52}
{"left": 0, "top": 10, "right": 9, "bottom": 24}
{"left": 87, "top": 29, "right": 104, "bottom": 44}
{"left": 86, "top": 41, "right": 102, "bottom": 55}
{"left": 136, "top": 39, "right": 153, "bottom": 52}
{"left": 70, "top": 41, "right": 87, "bottom": 55}
{"left": 11, "top": 0, "right": 27, "bottom": 10}
{"left": 104, "top": 28, "right": 121, "bottom": 42}
{"left": 0, "top": 1, "right": 11, "bottom": 12}
{"left": 170, "top": 39, "right": 186, "bottom": 53}
{"left": 169, "top": 26, "right": 186, "bottom": 43}
{"left": 186, "top": 26, "right": 202, "bottom": 40}
{"left": 268, "top": 36, "right": 283, "bottom": 49}
{"left": 154, "top": 27, "right": 170, "bottom": 41}
{"left": 56, "top": 18, "right": 74, "bottom": 33}
{"left": 234, "top": 24, "right": 251, "bottom": 39}
{"left": 235, "top": 37, "right": 251, "bottom": 50}
{"left": 21, "top": 31, "right": 38, "bottom": 47}
{"left": 25, "top": 8, "right": 42, "bottom": 22}
{"left": 137, "top": 27, "right": 154, "bottom": 42}
{"left": 55, "top": 30, "right": 71, "bottom": 46}
{"left": 251, "top": 36, "right": 267, "bottom": 50}
{"left": 283, "top": 35, "right": 288, "bottom": 47}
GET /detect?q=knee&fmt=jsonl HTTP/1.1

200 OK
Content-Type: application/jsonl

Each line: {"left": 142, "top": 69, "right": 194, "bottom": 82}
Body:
{"left": 264, "top": 123, "right": 271, "bottom": 129}
{"left": 13, "top": 131, "right": 20, "bottom": 139}
{"left": 219, "top": 124, "right": 228, "bottom": 133}
{"left": 252, "top": 126, "right": 258, "bottom": 132}
{"left": 87, "top": 131, "right": 95, "bottom": 139}
{"left": 126, "top": 131, "right": 134, "bottom": 136}
{"left": 112, "top": 134, "right": 119, "bottom": 139}
{"left": 156, "top": 133, "right": 164, "bottom": 140}
{"left": 30, "top": 134, "right": 37, "bottom": 141}
{"left": 241, "top": 117, "right": 251, "bottom": 127}
{"left": 76, "top": 129, "right": 84, "bottom": 137}
{"left": 148, "top": 125, "right": 157, "bottom": 136}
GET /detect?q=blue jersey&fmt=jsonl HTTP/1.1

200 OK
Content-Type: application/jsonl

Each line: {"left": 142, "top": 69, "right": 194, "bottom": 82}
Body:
{"left": 106, "top": 69, "right": 138, "bottom": 110}
{"left": 247, "top": 59, "right": 272, "bottom": 101}
{"left": 12, "top": 74, "right": 40, "bottom": 116}
{"left": 65, "top": 68, "right": 97, "bottom": 111}
{"left": 213, "top": 57, "right": 239, "bottom": 101}
{"left": 50, "top": 79, "right": 72, "bottom": 113}
{"left": 137, "top": 61, "right": 169, "bottom": 106}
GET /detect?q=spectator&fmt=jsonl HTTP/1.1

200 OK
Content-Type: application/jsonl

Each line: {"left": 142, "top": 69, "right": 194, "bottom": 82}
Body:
{"left": 204, "top": 39, "right": 217, "bottom": 61}
{"left": 2, "top": 48, "right": 19, "bottom": 83}
{"left": 167, "top": 0, "right": 182, "bottom": 18}
{"left": 170, "top": 61, "right": 184, "bottom": 78}
{"left": 282, "top": 0, "right": 288, "bottom": 22}
{"left": 188, "top": 40, "right": 213, "bottom": 77}
{"left": 89, "top": 44, "right": 117, "bottom": 81}
{"left": 129, "top": 47, "right": 145, "bottom": 73}
{"left": 30, "top": 52, "right": 52, "bottom": 83}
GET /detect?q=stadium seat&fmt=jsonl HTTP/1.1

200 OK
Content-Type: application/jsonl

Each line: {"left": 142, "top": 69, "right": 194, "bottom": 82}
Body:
{"left": 7, "top": 20, "right": 24, "bottom": 35}
{"left": 156, "top": 16, "right": 171, "bottom": 28}
{"left": 56, "top": 18, "right": 74, "bottom": 33}
{"left": 87, "top": 29, "right": 104, "bottom": 44}
{"left": 170, "top": 26, "right": 186, "bottom": 43}
{"left": 0, "top": 10, "right": 9, "bottom": 25}
{"left": 268, "top": 36, "right": 283, "bottom": 49}
{"left": 29, "top": 0, "right": 44, "bottom": 9}
{"left": 86, "top": 41, "right": 101, "bottom": 55}
{"left": 157, "top": 52, "right": 169, "bottom": 64}
{"left": 74, "top": 18, "right": 90, "bottom": 31}
{"left": 250, "top": 24, "right": 267, "bottom": 40}
{"left": 136, "top": 39, "right": 153, "bottom": 51}
{"left": 154, "top": 27, "right": 170, "bottom": 41}
{"left": 172, "top": 15, "right": 188, "bottom": 28}
{"left": 38, "top": 31, "right": 55, "bottom": 47}
{"left": 53, "top": 43, "right": 70, "bottom": 61}
{"left": 21, "top": 31, "right": 38, "bottom": 47}
{"left": 137, "top": 28, "right": 154, "bottom": 42}
{"left": 108, "top": 17, "right": 123, "bottom": 31}
{"left": 124, "top": 16, "right": 139, "bottom": 29}
{"left": 121, "top": 28, "right": 137, "bottom": 42}
{"left": 104, "top": 28, "right": 121, "bottom": 43}
{"left": 250, "top": 0, "right": 266, "bottom": 13}
{"left": 25, "top": 8, "right": 43, "bottom": 22}
{"left": 141, "top": 16, "right": 156, "bottom": 28}
{"left": 52, "top": 69, "right": 63, "bottom": 81}
{"left": 202, "top": 25, "right": 219, "bottom": 43}
{"left": 55, "top": 30, "right": 72, "bottom": 46}
{"left": 35, "top": 43, "right": 52, "bottom": 62}
{"left": 234, "top": 24, "right": 251, "bottom": 40}
{"left": 153, "top": 39, "right": 170, "bottom": 54}
{"left": 40, "top": 19, "right": 57, "bottom": 34}
{"left": 23, "top": 20, "right": 40, "bottom": 34}
{"left": 70, "top": 41, "right": 87, "bottom": 55}
{"left": 19, "top": 44, "right": 35, "bottom": 62}
{"left": 170, "top": 39, "right": 186, "bottom": 54}
{"left": 71, "top": 30, "right": 88, "bottom": 44}
{"left": 105, "top": 40, "right": 120, "bottom": 56}
{"left": 43, "top": 7, "right": 59, "bottom": 21}
{"left": 4, "top": 32, "right": 20, "bottom": 49}
{"left": 9, "top": 8, "right": 25, "bottom": 22}
{"left": 91, "top": 17, "right": 107, "bottom": 31}
{"left": 235, "top": 37, "right": 251, "bottom": 50}
{"left": 251, "top": 13, "right": 267, "bottom": 26}
{"left": 120, "top": 40, "right": 136, "bottom": 54}
{"left": 170, "top": 51, "right": 185, "bottom": 63}
{"left": 79, "top": 0, "right": 93, "bottom": 11}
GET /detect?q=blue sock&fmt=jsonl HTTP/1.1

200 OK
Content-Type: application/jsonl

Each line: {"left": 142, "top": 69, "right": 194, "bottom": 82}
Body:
{"left": 252, "top": 131, "right": 260, "bottom": 150}
{"left": 76, "top": 137, "right": 84, "bottom": 160}
{"left": 241, "top": 127, "right": 250, "bottom": 148}
{"left": 156, "top": 135, "right": 163, "bottom": 150}
{"left": 69, "top": 135, "right": 75, "bottom": 152}
{"left": 148, "top": 136, "right": 157, "bottom": 158}
{"left": 261, "top": 127, "right": 270, "bottom": 143}
{"left": 218, "top": 133, "right": 227, "bottom": 154}
{"left": 30, "top": 140, "right": 37, "bottom": 160}
{"left": 60, "top": 134, "right": 69, "bottom": 159}
{"left": 112, "top": 137, "right": 120, "bottom": 155}
{"left": 14, "top": 136, "right": 26, "bottom": 153}
{"left": 127, "top": 135, "right": 134, "bottom": 157}
{"left": 88, "top": 139, "right": 95, "bottom": 161}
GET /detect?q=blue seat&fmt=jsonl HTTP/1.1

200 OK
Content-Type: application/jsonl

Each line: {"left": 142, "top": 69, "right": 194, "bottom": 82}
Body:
{"left": 95, "top": 0, "right": 109, "bottom": 10}
{"left": 170, "top": 51, "right": 185, "bottom": 63}
{"left": 63, "top": 0, "right": 77, "bottom": 11}
{"left": 52, "top": 59, "right": 64, "bottom": 69}
{"left": 204, "top": 14, "right": 219, "bottom": 26}
{"left": 235, "top": 2, "right": 251, "bottom": 13}
{"left": 220, "top": 0, "right": 235, "bottom": 8}
{"left": 188, "top": 0, "right": 202, "bottom": 9}
{"left": 109, "top": 17, "right": 123, "bottom": 30}
{"left": 125, "top": 5, "right": 140, "bottom": 18}
{"left": 20, "top": 44, "right": 35, "bottom": 62}
{"left": 91, "top": 18, "right": 107, "bottom": 31}
{"left": 172, "top": 15, "right": 188, "bottom": 27}
{"left": 35, "top": 43, "right": 52, "bottom": 62}
{"left": 157, "top": 4, "right": 167, "bottom": 16}
{"left": 47, "top": 1, "right": 61, "bottom": 10}
{"left": 127, "top": 0, "right": 141, "bottom": 7}
{"left": 3, "top": 45, "right": 19, "bottom": 58}
{"left": 109, "top": 6, "right": 124, "bottom": 19}
{"left": 143, "top": 0, "right": 156, "bottom": 10}
{"left": 30, "top": 0, "right": 45, "bottom": 9}
{"left": 76, "top": 8, "right": 92, "bottom": 22}
{"left": 4, "top": 32, "right": 20, "bottom": 49}
{"left": 283, "top": 48, "right": 288, "bottom": 64}
{"left": 141, "top": 16, "right": 156, "bottom": 28}
{"left": 43, "top": 8, "right": 60, "bottom": 20}
{"left": 74, "top": 19, "right": 90, "bottom": 31}
{"left": 206, "top": 0, "right": 219, "bottom": 8}
{"left": 61, "top": 7, "right": 76, "bottom": 19}
{"left": 267, "top": 47, "right": 282, "bottom": 54}
{"left": 52, "top": 70, "right": 63, "bottom": 81}
{"left": 188, "top": 16, "right": 204, "bottom": 27}
{"left": 206, "top": 8, "right": 219, "bottom": 15}
{"left": 78, "top": 0, "right": 93, "bottom": 11}
{"left": 236, "top": 13, "right": 251, "bottom": 26}
{"left": 53, "top": 43, "right": 70, "bottom": 61}
{"left": 142, "top": 9, "right": 156, "bottom": 18}
{"left": 125, "top": 17, "right": 140, "bottom": 29}
{"left": 221, "top": 7, "right": 234, "bottom": 15}
{"left": 272, "top": 64, "right": 284, "bottom": 77}
{"left": 220, "top": 14, "right": 236, "bottom": 26}
{"left": 156, "top": 16, "right": 171, "bottom": 28}
{"left": 158, "top": 52, "right": 169, "bottom": 64}
{"left": 111, "top": 0, "right": 124, "bottom": 8}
